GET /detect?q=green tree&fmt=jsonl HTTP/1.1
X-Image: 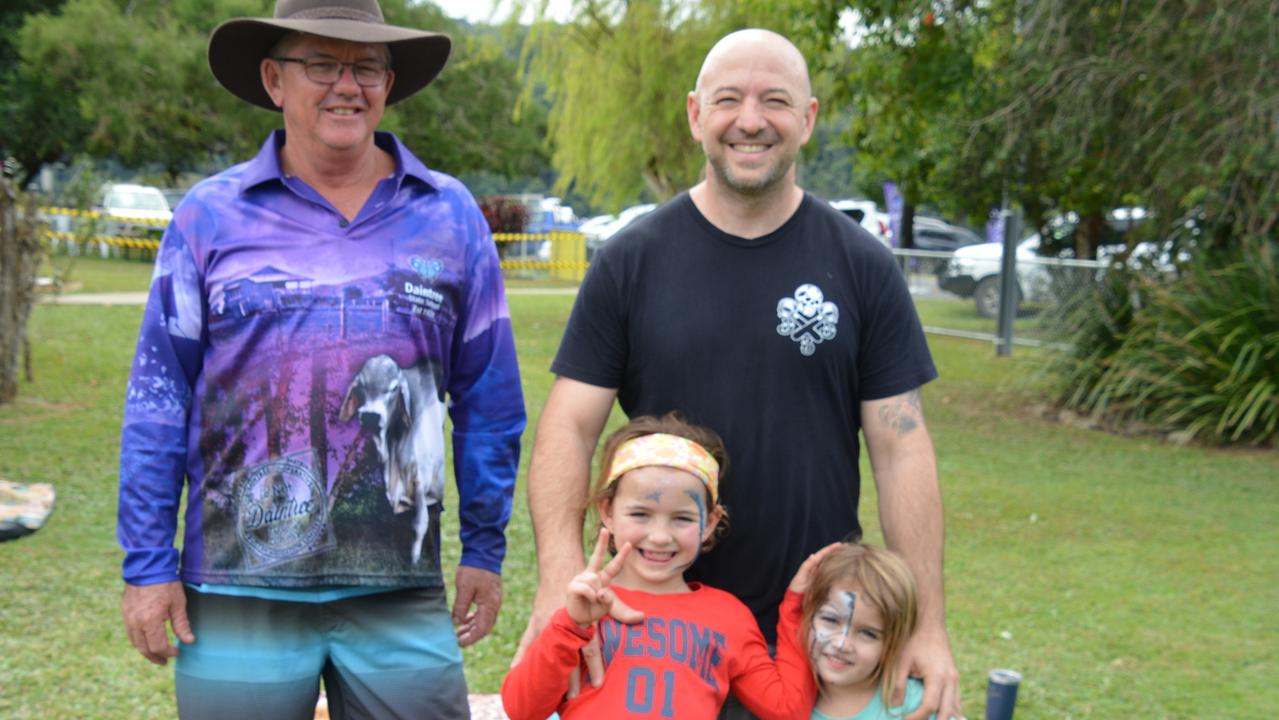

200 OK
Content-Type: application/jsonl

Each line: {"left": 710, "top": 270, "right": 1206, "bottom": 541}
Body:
{"left": 6, "top": 0, "right": 546, "bottom": 185}
{"left": 795, "top": 114, "right": 863, "bottom": 201}
{"left": 749, "top": 1, "right": 1018, "bottom": 246}
{"left": 12, "top": 0, "right": 277, "bottom": 182}
{"left": 515, "top": 0, "right": 1003, "bottom": 228}
{"left": 998, "top": 0, "right": 1278, "bottom": 253}
{"left": 382, "top": 1, "right": 549, "bottom": 178}
{"left": 767, "top": 0, "right": 1277, "bottom": 256}
{"left": 516, "top": 1, "right": 754, "bottom": 210}
{"left": 0, "top": 0, "right": 80, "bottom": 186}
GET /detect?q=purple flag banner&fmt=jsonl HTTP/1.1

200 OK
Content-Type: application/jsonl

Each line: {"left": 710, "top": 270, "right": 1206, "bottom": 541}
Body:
{"left": 882, "top": 181, "right": 903, "bottom": 248}
{"left": 986, "top": 208, "right": 1004, "bottom": 244}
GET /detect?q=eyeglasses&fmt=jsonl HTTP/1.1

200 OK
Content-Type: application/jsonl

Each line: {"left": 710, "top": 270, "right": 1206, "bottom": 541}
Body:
{"left": 272, "top": 56, "right": 390, "bottom": 87}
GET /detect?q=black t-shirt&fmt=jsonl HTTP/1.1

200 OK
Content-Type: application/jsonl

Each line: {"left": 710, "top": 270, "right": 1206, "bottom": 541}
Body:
{"left": 552, "top": 192, "right": 937, "bottom": 641}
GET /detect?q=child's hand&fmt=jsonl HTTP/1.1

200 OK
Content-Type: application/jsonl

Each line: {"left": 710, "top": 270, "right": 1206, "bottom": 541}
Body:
{"left": 788, "top": 542, "right": 844, "bottom": 594}
{"left": 565, "top": 528, "right": 635, "bottom": 628}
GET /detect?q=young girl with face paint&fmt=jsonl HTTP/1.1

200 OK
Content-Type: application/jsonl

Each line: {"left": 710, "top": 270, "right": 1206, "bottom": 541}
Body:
{"left": 502, "top": 413, "right": 836, "bottom": 720}
{"left": 801, "top": 544, "right": 935, "bottom": 720}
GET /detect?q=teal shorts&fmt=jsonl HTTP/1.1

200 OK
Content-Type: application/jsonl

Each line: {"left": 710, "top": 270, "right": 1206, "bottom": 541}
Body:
{"left": 175, "top": 586, "right": 469, "bottom": 719}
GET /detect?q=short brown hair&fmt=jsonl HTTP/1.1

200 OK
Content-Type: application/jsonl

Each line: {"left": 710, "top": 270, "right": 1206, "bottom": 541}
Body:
{"left": 589, "top": 412, "right": 730, "bottom": 551}
{"left": 800, "top": 543, "right": 919, "bottom": 704}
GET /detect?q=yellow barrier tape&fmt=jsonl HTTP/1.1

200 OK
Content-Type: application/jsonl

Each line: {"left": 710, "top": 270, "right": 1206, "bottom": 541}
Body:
{"left": 500, "top": 260, "right": 590, "bottom": 270}
{"left": 38, "top": 206, "right": 168, "bottom": 226}
{"left": 40, "top": 227, "right": 586, "bottom": 256}
{"left": 42, "top": 229, "right": 161, "bottom": 251}
{"left": 492, "top": 231, "right": 586, "bottom": 243}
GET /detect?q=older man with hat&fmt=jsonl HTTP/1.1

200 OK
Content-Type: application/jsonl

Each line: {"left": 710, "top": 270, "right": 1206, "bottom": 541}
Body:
{"left": 116, "top": 1, "right": 525, "bottom": 717}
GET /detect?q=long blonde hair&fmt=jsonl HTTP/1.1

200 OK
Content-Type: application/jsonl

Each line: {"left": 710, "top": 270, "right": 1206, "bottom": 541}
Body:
{"left": 800, "top": 543, "right": 919, "bottom": 709}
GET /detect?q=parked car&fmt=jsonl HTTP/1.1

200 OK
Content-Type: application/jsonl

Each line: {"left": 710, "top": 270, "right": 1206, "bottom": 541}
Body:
{"left": 898, "top": 216, "right": 986, "bottom": 273}
{"left": 526, "top": 196, "right": 578, "bottom": 232}
{"left": 939, "top": 211, "right": 1182, "bottom": 318}
{"left": 583, "top": 204, "right": 656, "bottom": 258}
{"left": 98, "top": 183, "right": 172, "bottom": 237}
{"left": 539, "top": 212, "right": 617, "bottom": 262}
{"left": 577, "top": 213, "right": 616, "bottom": 238}
{"left": 938, "top": 235, "right": 1058, "bottom": 318}
{"left": 909, "top": 216, "right": 985, "bottom": 252}
{"left": 829, "top": 198, "right": 892, "bottom": 247}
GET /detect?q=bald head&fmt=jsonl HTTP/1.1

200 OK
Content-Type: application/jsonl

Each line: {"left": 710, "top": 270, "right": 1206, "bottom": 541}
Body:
{"left": 686, "top": 27, "right": 818, "bottom": 205}
{"left": 694, "top": 29, "right": 812, "bottom": 102}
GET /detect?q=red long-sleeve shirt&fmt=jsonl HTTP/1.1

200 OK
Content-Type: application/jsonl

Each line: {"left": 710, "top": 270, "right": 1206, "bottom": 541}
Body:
{"left": 502, "top": 584, "right": 816, "bottom": 720}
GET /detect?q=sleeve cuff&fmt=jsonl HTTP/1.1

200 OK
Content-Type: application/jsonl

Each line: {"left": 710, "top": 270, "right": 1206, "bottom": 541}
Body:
{"left": 550, "top": 607, "right": 595, "bottom": 640}
{"left": 459, "top": 549, "right": 503, "bottom": 576}
{"left": 123, "top": 570, "right": 181, "bottom": 585}
{"left": 121, "top": 547, "right": 181, "bottom": 585}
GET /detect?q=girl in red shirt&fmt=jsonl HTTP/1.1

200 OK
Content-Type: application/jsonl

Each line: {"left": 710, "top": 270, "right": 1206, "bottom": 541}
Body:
{"left": 502, "top": 413, "right": 832, "bottom": 720}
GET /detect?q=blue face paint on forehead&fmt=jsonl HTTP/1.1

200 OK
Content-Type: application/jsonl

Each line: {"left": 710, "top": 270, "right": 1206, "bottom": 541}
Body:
{"left": 839, "top": 590, "right": 856, "bottom": 615}
{"left": 671, "top": 487, "right": 709, "bottom": 576}
{"left": 683, "top": 488, "right": 706, "bottom": 515}
{"left": 810, "top": 589, "right": 858, "bottom": 660}
{"left": 684, "top": 488, "right": 707, "bottom": 538}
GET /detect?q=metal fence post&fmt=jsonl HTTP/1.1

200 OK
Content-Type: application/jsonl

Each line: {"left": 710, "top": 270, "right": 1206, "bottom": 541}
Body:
{"left": 995, "top": 209, "right": 1020, "bottom": 356}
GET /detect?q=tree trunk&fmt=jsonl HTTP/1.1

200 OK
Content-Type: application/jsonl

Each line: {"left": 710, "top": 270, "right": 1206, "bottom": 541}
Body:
{"left": 0, "top": 178, "right": 45, "bottom": 404}
{"left": 641, "top": 164, "right": 679, "bottom": 202}
{"left": 899, "top": 202, "right": 916, "bottom": 249}
{"left": 1076, "top": 211, "right": 1105, "bottom": 260}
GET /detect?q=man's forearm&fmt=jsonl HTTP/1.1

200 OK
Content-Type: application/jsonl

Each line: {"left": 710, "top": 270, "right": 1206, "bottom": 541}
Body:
{"left": 118, "top": 429, "right": 187, "bottom": 585}
{"left": 863, "top": 389, "right": 946, "bottom": 629}
{"left": 512, "top": 378, "right": 617, "bottom": 668}
{"left": 872, "top": 429, "right": 946, "bottom": 628}
{"left": 526, "top": 379, "right": 616, "bottom": 591}
{"left": 863, "top": 390, "right": 960, "bottom": 719}
{"left": 527, "top": 421, "right": 592, "bottom": 588}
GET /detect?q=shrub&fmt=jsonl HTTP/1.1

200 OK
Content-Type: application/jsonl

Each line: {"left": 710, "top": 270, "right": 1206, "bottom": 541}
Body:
{"left": 478, "top": 196, "right": 529, "bottom": 260}
{"left": 478, "top": 196, "right": 528, "bottom": 234}
{"left": 1041, "top": 265, "right": 1144, "bottom": 409}
{"left": 1045, "top": 242, "right": 1279, "bottom": 445}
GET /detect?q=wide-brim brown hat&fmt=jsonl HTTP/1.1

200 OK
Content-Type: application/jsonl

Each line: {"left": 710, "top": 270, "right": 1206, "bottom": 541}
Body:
{"left": 209, "top": 0, "right": 451, "bottom": 111}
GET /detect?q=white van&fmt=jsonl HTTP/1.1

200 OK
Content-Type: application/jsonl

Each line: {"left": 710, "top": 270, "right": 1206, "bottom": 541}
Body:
{"left": 101, "top": 183, "right": 172, "bottom": 220}
{"left": 829, "top": 198, "right": 892, "bottom": 247}
{"left": 99, "top": 183, "right": 172, "bottom": 235}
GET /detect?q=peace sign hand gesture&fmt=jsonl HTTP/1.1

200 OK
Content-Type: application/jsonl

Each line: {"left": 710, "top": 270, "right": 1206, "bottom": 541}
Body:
{"left": 566, "top": 528, "right": 644, "bottom": 628}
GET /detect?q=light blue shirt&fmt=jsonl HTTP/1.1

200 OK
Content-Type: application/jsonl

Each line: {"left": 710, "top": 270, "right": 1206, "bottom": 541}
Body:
{"left": 811, "top": 678, "right": 934, "bottom": 720}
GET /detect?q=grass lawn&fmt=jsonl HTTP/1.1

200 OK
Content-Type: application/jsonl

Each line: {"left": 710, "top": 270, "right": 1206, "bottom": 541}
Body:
{"left": 913, "top": 296, "right": 1057, "bottom": 341}
{"left": 38, "top": 254, "right": 156, "bottom": 294}
{"left": 1, "top": 291, "right": 1275, "bottom": 719}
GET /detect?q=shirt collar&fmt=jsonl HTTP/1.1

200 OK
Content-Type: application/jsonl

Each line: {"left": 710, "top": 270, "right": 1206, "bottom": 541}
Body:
{"left": 238, "top": 130, "right": 438, "bottom": 194}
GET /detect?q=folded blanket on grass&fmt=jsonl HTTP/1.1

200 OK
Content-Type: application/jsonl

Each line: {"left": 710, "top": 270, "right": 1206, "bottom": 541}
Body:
{"left": 0, "top": 480, "right": 55, "bottom": 542}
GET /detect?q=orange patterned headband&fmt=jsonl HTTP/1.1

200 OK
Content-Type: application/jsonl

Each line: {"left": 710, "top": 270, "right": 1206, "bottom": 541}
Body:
{"left": 605, "top": 433, "right": 720, "bottom": 503}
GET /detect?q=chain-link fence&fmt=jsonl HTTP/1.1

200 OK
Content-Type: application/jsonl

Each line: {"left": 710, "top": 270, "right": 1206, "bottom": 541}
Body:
{"left": 894, "top": 247, "right": 1107, "bottom": 351}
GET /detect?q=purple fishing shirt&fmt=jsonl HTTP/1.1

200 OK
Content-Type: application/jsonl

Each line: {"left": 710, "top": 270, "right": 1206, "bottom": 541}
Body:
{"left": 118, "top": 131, "right": 525, "bottom": 589}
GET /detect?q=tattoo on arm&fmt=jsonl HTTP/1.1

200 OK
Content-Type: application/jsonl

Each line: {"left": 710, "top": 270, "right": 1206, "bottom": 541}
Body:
{"left": 877, "top": 389, "right": 924, "bottom": 436}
